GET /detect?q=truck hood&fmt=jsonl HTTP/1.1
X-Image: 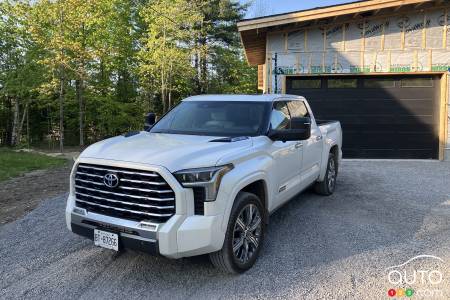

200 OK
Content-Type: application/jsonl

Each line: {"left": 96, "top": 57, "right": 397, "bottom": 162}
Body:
{"left": 79, "top": 132, "right": 253, "bottom": 172}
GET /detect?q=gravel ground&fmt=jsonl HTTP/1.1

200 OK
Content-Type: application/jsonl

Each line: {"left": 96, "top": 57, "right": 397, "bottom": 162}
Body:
{"left": 0, "top": 163, "right": 71, "bottom": 225}
{"left": 1, "top": 160, "right": 449, "bottom": 299}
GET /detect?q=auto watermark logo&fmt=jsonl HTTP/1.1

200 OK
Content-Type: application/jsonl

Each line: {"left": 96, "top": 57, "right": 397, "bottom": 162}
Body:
{"left": 385, "top": 255, "right": 446, "bottom": 298}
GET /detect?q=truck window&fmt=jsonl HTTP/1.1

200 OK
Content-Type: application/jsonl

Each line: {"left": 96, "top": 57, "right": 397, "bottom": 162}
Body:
{"left": 287, "top": 101, "right": 309, "bottom": 118}
{"left": 270, "top": 101, "right": 291, "bottom": 130}
{"left": 150, "top": 101, "right": 270, "bottom": 137}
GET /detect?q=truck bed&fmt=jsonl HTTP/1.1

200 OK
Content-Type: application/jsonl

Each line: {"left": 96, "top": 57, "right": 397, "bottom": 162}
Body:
{"left": 316, "top": 119, "right": 339, "bottom": 126}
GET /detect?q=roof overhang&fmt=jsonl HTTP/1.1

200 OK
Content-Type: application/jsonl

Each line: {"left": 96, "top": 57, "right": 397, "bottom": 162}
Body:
{"left": 237, "top": 0, "right": 436, "bottom": 65}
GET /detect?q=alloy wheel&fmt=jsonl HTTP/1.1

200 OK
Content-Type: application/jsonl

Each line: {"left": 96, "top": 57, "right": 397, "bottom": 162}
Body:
{"left": 232, "top": 204, "right": 262, "bottom": 264}
{"left": 327, "top": 158, "right": 336, "bottom": 191}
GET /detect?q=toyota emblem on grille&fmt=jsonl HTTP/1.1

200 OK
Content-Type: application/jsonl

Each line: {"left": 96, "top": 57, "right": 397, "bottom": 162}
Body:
{"left": 103, "top": 173, "right": 119, "bottom": 188}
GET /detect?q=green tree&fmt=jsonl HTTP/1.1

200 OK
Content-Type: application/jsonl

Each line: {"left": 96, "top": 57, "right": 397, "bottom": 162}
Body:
{"left": 0, "top": 0, "right": 257, "bottom": 151}
{"left": 0, "top": 1, "right": 44, "bottom": 146}
{"left": 192, "top": 0, "right": 249, "bottom": 94}
{"left": 138, "top": 0, "right": 201, "bottom": 114}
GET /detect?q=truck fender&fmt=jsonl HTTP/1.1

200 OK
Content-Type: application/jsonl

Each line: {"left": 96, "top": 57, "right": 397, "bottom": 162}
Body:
{"left": 219, "top": 171, "right": 270, "bottom": 232}
{"left": 318, "top": 141, "right": 337, "bottom": 181}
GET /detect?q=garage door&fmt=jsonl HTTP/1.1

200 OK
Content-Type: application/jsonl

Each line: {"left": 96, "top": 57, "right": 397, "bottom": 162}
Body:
{"left": 286, "top": 75, "right": 440, "bottom": 159}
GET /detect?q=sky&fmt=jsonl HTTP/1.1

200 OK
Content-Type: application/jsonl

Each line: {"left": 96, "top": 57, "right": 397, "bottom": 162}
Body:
{"left": 243, "top": 0, "right": 359, "bottom": 19}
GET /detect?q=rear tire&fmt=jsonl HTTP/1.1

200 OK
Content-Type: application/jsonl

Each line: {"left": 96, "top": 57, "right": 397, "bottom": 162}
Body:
{"left": 209, "top": 192, "right": 265, "bottom": 274}
{"left": 314, "top": 152, "right": 337, "bottom": 196}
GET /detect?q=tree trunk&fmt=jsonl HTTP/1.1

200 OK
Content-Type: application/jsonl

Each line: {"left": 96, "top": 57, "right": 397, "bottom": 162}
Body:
{"left": 194, "top": 44, "right": 201, "bottom": 94}
{"left": 58, "top": 5, "right": 65, "bottom": 153}
{"left": 161, "top": 68, "right": 166, "bottom": 113}
{"left": 4, "top": 97, "right": 12, "bottom": 145}
{"left": 10, "top": 98, "right": 19, "bottom": 146}
{"left": 76, "top": 78, "right": 84, "bottom": 146}
{"left": 16, "top": 102, "right": 29, "bottom": 145}
{"left": 168, "top": 90, "right": 171, "bottom": 110}
{"left": 200, "top": 35, "right": 208, "bottom": 94}
{"left": 168, "top": 61, "right": 173, "bottom": 110}
{"left": 59, "top": 71, "right": 65, "bottom": 153}
{"left": 100, "top": 60, "right": 107, "bottom": 97}
{"left": 161, "top": 23, "right": 167, "bottom": 113}
{"left": 26, "top": 106, "right": 30, "bottom": 148}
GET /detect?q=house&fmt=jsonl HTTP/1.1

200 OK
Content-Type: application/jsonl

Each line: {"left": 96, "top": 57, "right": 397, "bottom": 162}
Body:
{"left": 237, "top": 0, "right": 450, "bottom": 160}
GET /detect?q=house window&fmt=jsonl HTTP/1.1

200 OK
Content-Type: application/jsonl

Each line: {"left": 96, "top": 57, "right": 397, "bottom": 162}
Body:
{"left": 401, "top": 78, "right": 433, "bottom": 88}
{"left": 328, "top": 78, "right": 357, "bottom": 88}
{"left": 291, "top": 79, "right": 321, "bottom": 89}
{"left": 364, "top": 78, "right": 396, "bottom": 88}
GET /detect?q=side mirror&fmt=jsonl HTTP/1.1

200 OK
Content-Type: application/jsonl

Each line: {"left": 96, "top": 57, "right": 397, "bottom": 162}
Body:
{"left": 144, "top": 112, "right": 156, "bottom": 131}
{"left": 268, "top": 117, "right": 311, "bottom": 141}
{"left": 291, "top": 116, "right": 311, "bottom": 131}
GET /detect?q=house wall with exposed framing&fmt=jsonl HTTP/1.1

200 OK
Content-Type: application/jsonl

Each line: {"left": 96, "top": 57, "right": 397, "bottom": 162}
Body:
{"left": 263, "top": 5, "right": 450, "bottom": 160}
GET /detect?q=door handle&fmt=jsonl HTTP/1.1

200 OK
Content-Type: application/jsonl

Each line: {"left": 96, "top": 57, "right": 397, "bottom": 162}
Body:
{"left": 316, "top": 136, "right": 323, "bottom": 141}
{"left": 295, "top": 142, "right": 303, "bottom": 148}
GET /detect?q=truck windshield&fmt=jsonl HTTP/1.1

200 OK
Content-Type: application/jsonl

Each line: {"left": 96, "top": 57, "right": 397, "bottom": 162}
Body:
{"left": 150, "top": 101, "right": 269, "bottom": 137}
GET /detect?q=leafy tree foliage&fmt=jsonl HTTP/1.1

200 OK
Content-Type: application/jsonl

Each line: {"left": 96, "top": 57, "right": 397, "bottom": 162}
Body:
{"left": 0, "top": 0, "right": 258, "bottom": 150}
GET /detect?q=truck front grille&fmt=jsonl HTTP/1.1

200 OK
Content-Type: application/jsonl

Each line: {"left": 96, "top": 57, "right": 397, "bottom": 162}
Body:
{"left": 74, "top": 163, "right": 175, "bottom": 223}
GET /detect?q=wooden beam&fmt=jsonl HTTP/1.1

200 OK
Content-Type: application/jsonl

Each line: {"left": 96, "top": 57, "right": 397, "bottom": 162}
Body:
{"left": 438, "top": 73, "right": 448, "bottom": 160}
{"left": 237, "top": 0, "right": 433, "bottom": 32}
{"left": 373, "top": 9, "right": 382, "bottom": 15}
{"left": 414, "top": 2, "right": 425, "bottom": 9}
{"left": 240, "top": 31, "right": 267, "bottom": 65}
{"left": 393, "top": 5, "right": 403, "bottom": 12}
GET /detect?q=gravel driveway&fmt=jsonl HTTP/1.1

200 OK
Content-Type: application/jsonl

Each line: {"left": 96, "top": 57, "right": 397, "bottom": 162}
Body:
{"left": 1, "top": 160, "right": 449, "bottom": 299}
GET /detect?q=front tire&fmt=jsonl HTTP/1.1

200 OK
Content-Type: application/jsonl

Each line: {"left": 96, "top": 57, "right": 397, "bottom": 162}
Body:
{"left": 209, "top": 192, "right": 265, "bottom": 273}
{"left": 314, "top": 152, "right": 337, "bottom": 196}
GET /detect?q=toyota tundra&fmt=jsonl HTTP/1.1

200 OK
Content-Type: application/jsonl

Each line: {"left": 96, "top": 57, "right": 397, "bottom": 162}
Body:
{"left": 66, "top": 94, "right": 342, "bottom": 273}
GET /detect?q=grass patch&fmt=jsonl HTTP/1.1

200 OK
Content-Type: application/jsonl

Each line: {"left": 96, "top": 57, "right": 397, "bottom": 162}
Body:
{"left": 0, "top": 148, "right": 67, "bottom": 181}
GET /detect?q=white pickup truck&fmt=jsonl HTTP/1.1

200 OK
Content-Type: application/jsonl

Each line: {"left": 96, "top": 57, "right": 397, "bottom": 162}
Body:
{"left": 66, "top": 94, "right": 342, "bottom": 273}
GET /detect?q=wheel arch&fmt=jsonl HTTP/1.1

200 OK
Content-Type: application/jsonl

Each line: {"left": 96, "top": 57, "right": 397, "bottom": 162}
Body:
{"left": 240, "top": 179, "right": 269, "bottom": 224}
{"left": 319, "top": 143, "right": 340, "bottom": 181}
{"left": 220, "top": 172, "right": 270, "bottom": 232}
{"left": 330, "top": 144, "right": 339, "bottom": 174}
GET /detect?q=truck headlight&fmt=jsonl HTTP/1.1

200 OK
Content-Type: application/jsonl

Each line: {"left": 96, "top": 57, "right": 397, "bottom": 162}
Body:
{"left": 173, "top": 164, "right": 233, "bottom": 201}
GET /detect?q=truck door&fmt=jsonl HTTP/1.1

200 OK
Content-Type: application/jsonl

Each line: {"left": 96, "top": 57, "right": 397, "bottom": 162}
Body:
{"left": 269, "top": 101, "right": 303, "bottom": 205}
{"left": 289, "top": 100, "right": 322, "bottom": 184}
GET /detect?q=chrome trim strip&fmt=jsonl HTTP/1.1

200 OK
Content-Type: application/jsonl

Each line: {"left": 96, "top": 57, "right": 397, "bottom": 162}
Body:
{"left": 70, "top": 213, "right": 159, "bottom": 238}
{"left": 75, "top": 178, "right": 172, "bottom": 193}
{"left": 76, "top": 172, "right": 167, "bottom": 186}
{"left": 119, "top": 178, "right": 167, "bottom": 186}
{"left": 78, "top": 164, "right": 159, "bottom": 177}
{"left": 75, "top": 192, "right": 174, "bottom": 209}
{"left": 75, "top": 199, "right": 173, "bottom": 217}
{"left": 75, "top": 178, "right": 104, "bottom": 186}
{"left": 119, "top": 185, "right": 172, "bottom": 193}
{"left": 120, "top": 232, "right": 157, "bottom": 243}
{"left": 76, "top": 171, "right": 103, "bottom": 178}
{"left": 74, "top": 185, "right": 175, "bottom": 202}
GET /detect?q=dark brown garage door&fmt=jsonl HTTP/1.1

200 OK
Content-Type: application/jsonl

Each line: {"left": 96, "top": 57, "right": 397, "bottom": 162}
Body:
{"left": 286, "top": 75, "right": 440, "bottom": 159}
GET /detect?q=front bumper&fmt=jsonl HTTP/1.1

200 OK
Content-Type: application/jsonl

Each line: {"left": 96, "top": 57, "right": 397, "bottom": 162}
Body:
{"left": 71, "top": 222, "right": 159, "bottom": 254}
{"left": 66, "top": 180, "right": 226, "bottom": 258}
{"left": 68, "top": 205, "right": 224, "bottom": 258}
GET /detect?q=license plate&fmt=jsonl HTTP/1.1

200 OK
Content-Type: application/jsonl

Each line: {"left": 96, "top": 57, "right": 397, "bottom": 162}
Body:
{"left": 94, "top": 229, "right": 119, "bottom": 251}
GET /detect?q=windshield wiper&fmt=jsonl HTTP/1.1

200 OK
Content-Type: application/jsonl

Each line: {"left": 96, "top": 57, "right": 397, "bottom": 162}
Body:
{"left": 209, "top": 136, "right": 249, "bottom": 143}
